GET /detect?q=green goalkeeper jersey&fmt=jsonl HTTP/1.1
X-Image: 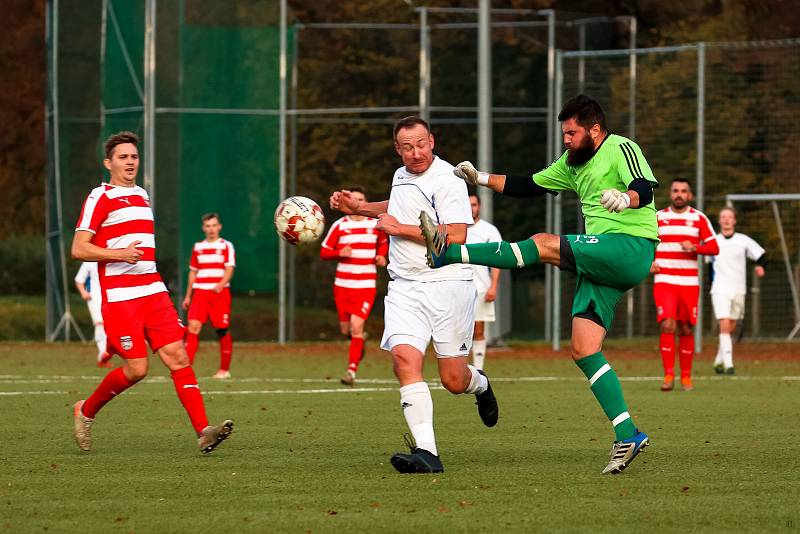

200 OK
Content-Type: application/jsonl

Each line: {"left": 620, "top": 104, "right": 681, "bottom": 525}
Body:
{"left": 532, "top": 133, "right": 659, "bottom": 240}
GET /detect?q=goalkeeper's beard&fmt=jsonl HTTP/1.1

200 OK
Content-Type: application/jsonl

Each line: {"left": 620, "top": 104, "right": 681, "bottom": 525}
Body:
{"left": 567, "top": 137, "right": 595, "bottom": 166}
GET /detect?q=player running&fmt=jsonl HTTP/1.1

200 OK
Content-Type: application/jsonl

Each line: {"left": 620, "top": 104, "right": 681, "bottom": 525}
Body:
{"left": 71, "top": 131, "right": 232, "bottom": 453}
{"left": 652, "top": 180, "right": 719, "bottom": 391}
{"left": 74, "top": 261, "right": 112, "bottom": 367}
{"left": 466, "top": 194, "right": 502, "bottom": 370}
{"left": 421, "top": 94, "right": 656, "bottom": 474}
{"left": 708, "top": 206, "right": 766, "bottom": 374}
{"left": 319, "top": 187, "right": 388, "bottom": 386}
{"left": 182, "top": 213, "right": 236, "bottom": 379}
{"left": 329, "top": 116, "right": 499, "bottom": 474}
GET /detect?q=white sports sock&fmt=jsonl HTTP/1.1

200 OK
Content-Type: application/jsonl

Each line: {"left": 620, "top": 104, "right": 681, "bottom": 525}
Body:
{"left": 471, "top": 339, "right": 487, "bottom": 370}
{"left": 714, "top": 335, "right": 724, "bottom": 366}
{"left": 94, "top": 324, "right": 107, "bottom": 360}
{"left": 399, "top": 382, "right": 437, "bottom": 456}
{"left": 720, "top": 333, "right": 734, "bottom": 369}
{"left": 464, "top": 364, "right": 488, "bottom": 395}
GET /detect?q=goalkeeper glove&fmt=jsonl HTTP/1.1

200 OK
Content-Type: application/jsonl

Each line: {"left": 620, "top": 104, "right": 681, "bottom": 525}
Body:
{"left": 453, "top": 161, "right": 490, "bottom": 186}
{"left": 600, "top": 189, "right": 631, "bottom": 213}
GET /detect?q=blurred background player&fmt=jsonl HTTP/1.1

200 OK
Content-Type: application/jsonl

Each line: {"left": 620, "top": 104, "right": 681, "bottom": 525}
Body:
{"left": 182, "top": 213, "right": 236, "bottom": 379}
{"left": 652, "top": 179, "right": 719, "bottom": 392}
{"left": 466, "top": 194, "right": 501, "bottom": 370}
{"left": 319, "top": 187, "right": 388, "bottom": 386}
{"left": 709, "top": 206, "right": 766, "bottom": 375}
{"left": 74, "top": 261, "right": 111, "bottom": 367}
{"left": 71, "top": 131, "right": 232, "bottom": 453}
{"left": 329, "top": 116, "right": 498, "bottom": 474}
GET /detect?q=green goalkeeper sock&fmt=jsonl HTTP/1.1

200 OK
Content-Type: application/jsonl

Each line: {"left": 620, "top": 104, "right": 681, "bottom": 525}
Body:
{"left": 444, "top": 239, "right": 540, "bottom": 269}
{"left": 575, "top": 352, "right": 637, "bottom": 441}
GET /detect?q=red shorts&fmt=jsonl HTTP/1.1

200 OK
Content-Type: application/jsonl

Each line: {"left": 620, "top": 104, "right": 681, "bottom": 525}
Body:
{"left": 334, "top": 286, "right": 376, "bottom": 322}
{"left": 654, "top": 283, "right": 699, "bottom": 325}
{"left": 187, "top": 288, "right": 231, "bottom": 329}
{"left": 102, "top": 292, "right": 185, "bottom": 359}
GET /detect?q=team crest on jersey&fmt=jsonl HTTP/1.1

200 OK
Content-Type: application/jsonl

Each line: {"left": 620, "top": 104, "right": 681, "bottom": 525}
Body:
{"left": 120, "top": 335, "right": 133, "bottom": 351}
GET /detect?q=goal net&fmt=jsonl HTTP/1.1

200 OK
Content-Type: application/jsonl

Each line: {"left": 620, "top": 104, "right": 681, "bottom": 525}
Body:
{"left": 723, "top": 194, "right": 800, "bottom": 340}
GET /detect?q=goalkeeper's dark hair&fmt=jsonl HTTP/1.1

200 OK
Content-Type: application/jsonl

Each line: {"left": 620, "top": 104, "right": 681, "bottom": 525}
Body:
{"left": 558, "top": 94, "right": 607, "bottom": 132}
{"left": 104, "top": 131, "right": 139, "bottom": 159}
{"left": 201, "top": 212, "right": 221, "bottom": 223}
{"left": 393, "top": 116, "right": 430, "bottom": 140}
{"left": 347, "top": 186, "right": 368, "bottom": 200}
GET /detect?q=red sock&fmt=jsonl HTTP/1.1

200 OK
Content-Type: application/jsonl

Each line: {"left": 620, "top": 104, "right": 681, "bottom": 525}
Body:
{"left": 219, "top": 332, "right": 232, "bottom": 371}
{"left": 185, "top": 333, "right": 199, "bottom": 364}
{"left": 679, "top": 335, "right": 695, "bottom": 379}
{"left": 660, "top": 332, "right": 675, "bottom": 376}
{"left": 348, "top": 336, "right": 365, "bottom": 372}
{"left": 171, "top": 366, "right": 209, "bottom": 434}
{"left": 82, "top": 367, "right": 136, "bottom": 419}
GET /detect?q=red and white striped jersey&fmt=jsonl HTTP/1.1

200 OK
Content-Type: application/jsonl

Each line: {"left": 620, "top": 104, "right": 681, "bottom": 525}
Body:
{"left": 189, "top": 239, "right": 236, "bottom": 290}
{"left": 75, "top": 183, "right": 166, "bottom": 303}
{"left": 654, "top": 206, "right": 719, "bottom": 287}
{"left": 319, "top": 216, "right": 389, "bottom": 289}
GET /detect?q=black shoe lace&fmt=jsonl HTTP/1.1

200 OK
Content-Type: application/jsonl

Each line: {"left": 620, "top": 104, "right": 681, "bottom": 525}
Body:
{"left": 402, "top": 432, "right": 417, "bottom": 453}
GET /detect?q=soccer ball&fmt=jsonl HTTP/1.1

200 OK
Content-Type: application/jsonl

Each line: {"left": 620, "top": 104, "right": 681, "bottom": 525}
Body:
{"left": 274, "top": 196, "right": 326, "bottom": 245}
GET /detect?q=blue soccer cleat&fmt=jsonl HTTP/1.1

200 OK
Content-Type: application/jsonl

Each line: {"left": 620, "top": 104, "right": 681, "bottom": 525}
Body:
{"left": 602, "top": 429, "right": 649, "bottom": 474}
{"left": 419, "top": 211, "right": 448, "bottom": 268}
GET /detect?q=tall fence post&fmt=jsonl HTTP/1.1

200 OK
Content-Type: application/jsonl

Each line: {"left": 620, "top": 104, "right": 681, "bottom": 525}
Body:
{"left": 694, "top": 42, "right": 706, "bottom": 353}
{"left": 418, "top": 7, "right": 430, "bottom": 123}
{"left": 278, "top": 0, "right": 288, "bottom": 344}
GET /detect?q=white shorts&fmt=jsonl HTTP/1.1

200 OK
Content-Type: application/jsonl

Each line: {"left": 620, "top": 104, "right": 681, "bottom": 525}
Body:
{"left": 86, "top": 297, "right": 103, "bottom": 325}
{"left": 380, "top": 278, "right": 476, "bottom": 358}
{"left": 712, "top": 293, "right": 746, "bottom": 320}
{"left": 474, "top": 291, "right": 496, "bottom": 322}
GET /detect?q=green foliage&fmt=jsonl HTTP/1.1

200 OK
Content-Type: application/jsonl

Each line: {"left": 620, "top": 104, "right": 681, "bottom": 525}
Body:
{"left": 0, "top": 235, "right": 45, "bottom": 294}
{"left": 1, "top": 342, "right": 798, "bottom": 531}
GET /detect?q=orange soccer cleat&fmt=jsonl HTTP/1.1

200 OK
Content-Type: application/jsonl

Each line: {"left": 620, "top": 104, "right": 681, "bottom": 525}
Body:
{"left": 660, "top": 374, "right": 674, "bottom": 392}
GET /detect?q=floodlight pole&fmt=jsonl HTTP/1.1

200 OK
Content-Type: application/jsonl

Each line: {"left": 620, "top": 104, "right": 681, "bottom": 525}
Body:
{"left": 418, "top": 7, "right": 431, "bottom": 123}
{"left": 542, "top": 9, "right": 555, "bottom": 343}
{"left": 143, "top": 0, "right": 156, "bottom": 203}
{"left": 278, "top": 0, "right": 288, "bottom": 344}
{"left": 477, "top": 0, "right": 493, "bottom": 221}
{"left": 552, "top": 50, "right": 563, "bottom": 351}
{"left": 625, "top": 16, "right": 637, "bottom": 339}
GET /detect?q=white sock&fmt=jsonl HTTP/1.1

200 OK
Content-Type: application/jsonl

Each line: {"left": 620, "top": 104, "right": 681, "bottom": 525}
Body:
{"left": 94, "top": 324, "right": 107, "bottom": 360}
{"left": 464, "top": 364, "right": 488, "bottom": 395}
{"left": 399, "top": 382, "right": 437, "bottom": 456}
{"left": 714, "top": 335, "right": 724, "bottom": 366}
{"left": 720, "top": 333, "right": 734, "bottom": 369}
{"left": 471, "top": 339, "right": 487, "bottom": 370}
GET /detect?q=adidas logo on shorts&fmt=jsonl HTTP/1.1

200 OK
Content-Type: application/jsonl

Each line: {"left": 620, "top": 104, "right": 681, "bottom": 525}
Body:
{"left": 459, "top": 343, "right": 468, "bottom": 351}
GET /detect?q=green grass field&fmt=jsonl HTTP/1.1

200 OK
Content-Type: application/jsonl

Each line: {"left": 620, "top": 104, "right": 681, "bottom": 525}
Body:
{"left": 2, "top": 341, "right": 799, "bottom": 533}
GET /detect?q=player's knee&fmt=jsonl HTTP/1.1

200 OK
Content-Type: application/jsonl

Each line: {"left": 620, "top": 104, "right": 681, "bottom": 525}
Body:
{"left": 215, "top": 328, "right": 228, "bottom": 339}
{"left": 659, "top": 319, "right": 676, "bottom": 334}
{"left": 440, "top": 371, "right": 468, "bottom": 394}
{"left": 124, "top": 364, "right": 148, "bottom": 382}
{"left": 187, "top": 321, "right": 202, "bottom": 335}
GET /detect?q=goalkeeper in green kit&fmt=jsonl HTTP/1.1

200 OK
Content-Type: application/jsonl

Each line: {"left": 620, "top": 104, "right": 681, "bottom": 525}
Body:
{"left": 420, "top": 94, "right": 658, "bottom": 474}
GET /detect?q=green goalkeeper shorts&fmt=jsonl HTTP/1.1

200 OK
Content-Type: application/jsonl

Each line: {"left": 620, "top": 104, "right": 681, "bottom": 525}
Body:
{"left": 560, "top": 233, "right": 657, "bottom": 331}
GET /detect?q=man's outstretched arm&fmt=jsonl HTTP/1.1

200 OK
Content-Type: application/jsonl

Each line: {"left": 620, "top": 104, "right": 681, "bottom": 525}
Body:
{"left": 453, "top": 162, "right": 555, "bottom": 198}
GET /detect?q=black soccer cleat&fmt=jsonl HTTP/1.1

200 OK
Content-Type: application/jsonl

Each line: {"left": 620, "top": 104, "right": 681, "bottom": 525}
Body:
{"left": 390, "top": 435, "right": 444, "bottom": 474}
{"left": 475, "top": 370, "right": 499, "bottom": 427}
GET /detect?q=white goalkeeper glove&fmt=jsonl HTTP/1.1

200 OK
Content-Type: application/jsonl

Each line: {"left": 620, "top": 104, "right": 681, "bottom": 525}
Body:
{"left": 453, "top": 161, "right": 490, "bottom": 187}
{"left": 600, "top": 189, "right": 631, "bottom": 213}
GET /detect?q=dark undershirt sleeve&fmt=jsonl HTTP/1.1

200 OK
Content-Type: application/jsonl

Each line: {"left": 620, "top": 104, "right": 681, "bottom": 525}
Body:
{"left": 502, "top": 175, "right": 558, "bottom": 198}
{"left": 627, "top": 178, "right": 653, "bottom": 208}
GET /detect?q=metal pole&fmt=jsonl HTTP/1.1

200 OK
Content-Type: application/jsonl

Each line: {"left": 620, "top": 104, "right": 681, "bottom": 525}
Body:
{"left": 477, "top": 0, "right": 493, "bottom": 221}
{"left": 694, "top": 42, "right": 705, "bottom": 353}
{"left": 544, "top": 9, "right": 555, "bottom": 342}
{"left": 418, "top": 7, "right": 430, "bottom": 123}
{"left": 771, "top": 202, "right": 800, "bottom": 326}
{"left": 576, "top": 22, "right": 586, "bottom": 235}
{"left": 278, "top": 0, "right": 288, "bottom": 344}
{"left": 288, "top": 25, "right": 299, "bottom": 342}
{"left": 625, "top": 16, "right": 637, "bottom": 339}
{"left": 552, "top": 50, "right": 563, "bottom": 351}
{"left": 143, "top": 0, "right": 156, "bottom": 203}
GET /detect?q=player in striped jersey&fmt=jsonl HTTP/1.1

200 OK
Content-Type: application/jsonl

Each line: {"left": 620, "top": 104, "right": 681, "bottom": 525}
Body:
{"left": 70, "top": 131, "right": 232, "bottom": 454}
{"left": 320, "top": 187, "right": 389, "bottom": 386}
{"left": 182, "top": 213, "right": 236, "bottom": 379}
{"left": 652, "top": 179, "right": 719, "bottom": 391}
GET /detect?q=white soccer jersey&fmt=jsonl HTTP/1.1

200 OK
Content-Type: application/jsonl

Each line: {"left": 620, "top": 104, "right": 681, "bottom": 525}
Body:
{"left": 466, "top": 218, "right": 502, "bottom": 293}
{"left": 386, "top": 156, "right": 473, "bottom": 282}
{"left": 74, "top": 261, "right": 101, "bottom": 302}
{"left": 709, "top": 232, "right": 765, "bottom": 295}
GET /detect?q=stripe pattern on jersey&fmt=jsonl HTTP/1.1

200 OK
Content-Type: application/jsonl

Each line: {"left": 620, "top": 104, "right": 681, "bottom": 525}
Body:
{"left": 620, "top": 142, "right": 645, "bottom": 180}
{"left": 654, "top": 207, "right": 717, "bottom": 286}
{"left": 189, "top": 239, "right": 236, "bottom": 290}
{"left": 320, "top": 216, "right": 388, "bottom": 289}
{"left": 75, "top": 184, "right": 166, "bottom": 303}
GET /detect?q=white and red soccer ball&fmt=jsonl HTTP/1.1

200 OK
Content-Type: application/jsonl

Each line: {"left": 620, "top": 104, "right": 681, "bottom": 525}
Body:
{"left": 274, "top": 196, "right": 326, "bottom": 245}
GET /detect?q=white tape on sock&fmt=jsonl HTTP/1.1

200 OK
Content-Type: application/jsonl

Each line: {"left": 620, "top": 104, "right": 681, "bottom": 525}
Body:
{"left": 509, "top": 242, "right": 525, "bottom": 268}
